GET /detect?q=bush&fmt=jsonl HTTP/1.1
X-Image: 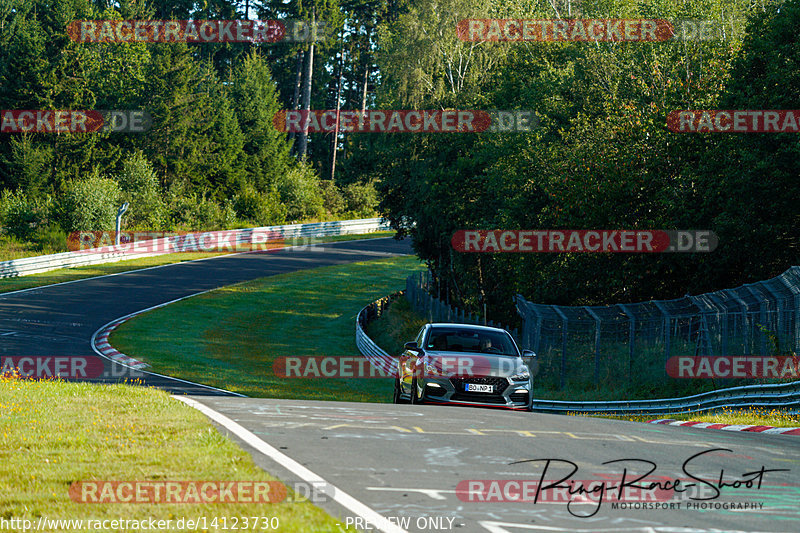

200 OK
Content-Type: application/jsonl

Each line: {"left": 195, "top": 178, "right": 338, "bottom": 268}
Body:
{"left": 117, "top": 151, "right": 166, "bottom": 230}
{"left": 232, "top": 186, "right": 286, "bottom": 226}
{"left": 277, "top": 163, "right": 324, "bottom": 222}
{"left": 319, "top": 180, "right": 345, "bottom": 216}
{"left": 55, "top": 173, "right": 122, "bottom": 232}
{"left": 0, "top": 189, "right": 40, "bottom": 240}
{"left": 342, "top": 181, "right": 379, "bottom": 218}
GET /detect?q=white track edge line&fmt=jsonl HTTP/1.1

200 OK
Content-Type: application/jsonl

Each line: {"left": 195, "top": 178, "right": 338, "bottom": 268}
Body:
{"left": 174, "top": 396, "right": 408, "bottom": 533}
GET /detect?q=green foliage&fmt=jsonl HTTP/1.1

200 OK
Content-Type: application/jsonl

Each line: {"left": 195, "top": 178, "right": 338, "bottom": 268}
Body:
{"left": 117, "top": 151, "right": 165, "bottom": 230}
{"left": 232, "top": 186, "right": 286, "bottom": 226}
{"left": 0, "top": 0, "right": 339, "bottom": 247}
{"left": 278, "top": 163, "right": 325, "bottom": 221}
{"left": 56, "top": 172, "right": 121, "bottom": 232}
{"left": 0, "top": 189, "right": 40, "bottom": 240}
{"left": 342, "top": 181, "right": 378, "bottom": 218}
{"left": 364, "top": 0, "right": 795, "bottom": 323}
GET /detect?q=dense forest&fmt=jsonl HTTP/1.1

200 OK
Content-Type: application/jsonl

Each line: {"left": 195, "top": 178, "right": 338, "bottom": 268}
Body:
{"left": 367, "top": 0, "right": 800, "bottom": 319}
{"left": 1, "top": 0, "right": 798, "bottom": 321}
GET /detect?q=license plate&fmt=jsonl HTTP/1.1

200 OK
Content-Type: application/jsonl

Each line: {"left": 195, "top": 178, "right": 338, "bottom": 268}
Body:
{"left": 466, "top": 383, "right": 493, "bottom": 393}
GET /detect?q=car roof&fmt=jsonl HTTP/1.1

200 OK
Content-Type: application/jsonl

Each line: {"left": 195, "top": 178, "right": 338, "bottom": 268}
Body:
{"left": 427, "top": 323, "right": 511, "bottom": 334}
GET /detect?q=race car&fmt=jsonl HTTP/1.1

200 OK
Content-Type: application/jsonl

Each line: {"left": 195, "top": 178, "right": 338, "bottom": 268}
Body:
{"left": 393, "top": 323, "right": 538, "bottom": 410}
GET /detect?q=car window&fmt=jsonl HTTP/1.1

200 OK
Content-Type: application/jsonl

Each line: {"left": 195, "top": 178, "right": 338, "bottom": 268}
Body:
{"left": 426, "top": 328, "right": 518, "bottom": 356}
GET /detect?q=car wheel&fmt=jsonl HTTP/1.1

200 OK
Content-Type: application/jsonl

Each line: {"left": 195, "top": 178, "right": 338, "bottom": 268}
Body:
{"left": 410, "top": 377, "right": 424, "bottom": 404}
{"left": 393, "top": 378, "right": 409, "bottom": 404}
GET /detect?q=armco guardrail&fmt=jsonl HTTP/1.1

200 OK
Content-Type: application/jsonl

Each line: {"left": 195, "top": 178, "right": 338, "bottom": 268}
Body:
{"left": 0, "top": 218, "right": 390, "bottom": 279}
{"left": 356, "top": 291, "right": 402, "bottom": 376}
{"left": 355, "top": 291, "right": 800, "bottom": 415}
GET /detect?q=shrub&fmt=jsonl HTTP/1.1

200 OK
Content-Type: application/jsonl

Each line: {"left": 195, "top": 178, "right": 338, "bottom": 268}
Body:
{"left": 277, "top": 163, "right": 324, "bottom": 222}
{"left": 232, "top": 186, "right": 286, "bottom": 226}
{"left": 0, "top": 189, "right": 40, "bottom": 240}
{"left": 342, "top": 181, "right": 379, "bottom": 218}
{"left": 117, "top": 151, "right": 166, "bottom": 230}
{"left": 55, "top": 172, "right": 122, "bottom": 232}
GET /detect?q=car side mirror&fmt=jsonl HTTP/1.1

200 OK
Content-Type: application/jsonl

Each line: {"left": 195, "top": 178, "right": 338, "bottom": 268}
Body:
{"left": 522, "top": 350, "right": 539, "bottom": 377}
{"left": 404, "top": 341, "right": 422, "bottom": 353}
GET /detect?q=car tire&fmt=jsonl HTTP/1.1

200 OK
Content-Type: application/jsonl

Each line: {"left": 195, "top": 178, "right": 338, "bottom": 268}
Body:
{"left": 410, "top": 377, "right": 424, "bottom": 405}
{"left": 393, "top": 378, "right": 409, "bottom": 404}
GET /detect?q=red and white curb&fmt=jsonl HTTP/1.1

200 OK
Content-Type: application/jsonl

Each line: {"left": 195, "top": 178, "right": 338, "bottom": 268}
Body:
{"left": 91, "top": 288, "right": 218, "bottom": 371}
{"left": 92, "top": 314, "right": 150, "bottom": 369}
{"left": 648, "top": 418, "right": 800, "bottom": 436}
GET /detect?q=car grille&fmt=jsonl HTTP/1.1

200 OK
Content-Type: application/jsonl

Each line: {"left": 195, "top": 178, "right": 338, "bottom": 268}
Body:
{"left": 450, "top": 377, "right": 508, "bottom": 404}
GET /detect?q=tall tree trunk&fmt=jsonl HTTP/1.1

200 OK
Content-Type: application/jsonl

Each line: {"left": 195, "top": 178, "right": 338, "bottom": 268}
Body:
{"left": 289, "top": 50, "right": 304, "bottom": 154}
{"left": 330, "top": 29, "right": 344, "bottom": 180}
{"left": 361, "top": 65, "right": 370, "bottom": 113}
{"left": 297, "top": 10, "right": 315, "bottom": 160}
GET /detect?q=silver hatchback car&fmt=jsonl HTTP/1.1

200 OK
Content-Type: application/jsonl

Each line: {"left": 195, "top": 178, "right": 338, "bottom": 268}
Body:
{"left": 393, "top": 323, "right": 538, "bottom": 410}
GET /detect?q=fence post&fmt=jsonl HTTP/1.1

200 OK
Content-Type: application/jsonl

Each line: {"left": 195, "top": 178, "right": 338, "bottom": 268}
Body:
{"left": 584, "top": 306, "right": 602, "bottom": 385}
{"left": 618, "top": 304, "right": 635, "bottom": 383}
{"left": 653, "top": 301, "right": 671, "bottom": 375}
{"left": 552, "top": 306, "right": 569, "bottom": 390}
{"left": 727, "top": 289, "right": 751, "bottom": 354}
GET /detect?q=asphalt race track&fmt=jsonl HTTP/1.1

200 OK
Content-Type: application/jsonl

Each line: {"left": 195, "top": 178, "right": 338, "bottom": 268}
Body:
{"left": 3, "top": 237, "right": 800, "bottom": 532}
{"left": 0, "top": 237, "right": 412, "bottom": 394}
{"left": 191, "top": 398, "right": 800, "bottom": 533}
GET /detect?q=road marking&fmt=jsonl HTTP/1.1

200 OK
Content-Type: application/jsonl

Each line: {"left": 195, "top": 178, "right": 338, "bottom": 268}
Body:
{"left": 366, "top": 487, "right": 456, "bottom": 500}
{"left": 175, "top": 396, "right": 408, "bottom": 533}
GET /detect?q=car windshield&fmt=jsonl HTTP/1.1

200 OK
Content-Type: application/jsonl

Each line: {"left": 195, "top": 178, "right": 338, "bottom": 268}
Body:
{"left": 425, "top": 328, "right": 518, "bottom": 356}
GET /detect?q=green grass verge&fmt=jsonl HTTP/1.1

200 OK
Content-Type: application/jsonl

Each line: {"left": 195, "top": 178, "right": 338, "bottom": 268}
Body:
{"left": 110, "top": 255, "right": 425, "bottom": 401}
{"left": 0, "top": 232, "right": 396, "bottom": 295}
{"left": 596, "top": 408, "right": 800, "bottom": 428}
{"left": 0, "top": 377, "right": 353, "bottom": 532}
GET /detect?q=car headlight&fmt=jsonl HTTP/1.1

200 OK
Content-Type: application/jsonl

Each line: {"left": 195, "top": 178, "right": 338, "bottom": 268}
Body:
{"left": 509, "top": 368, "right": 530, "bottom": 381}
{"left": 424, "top": 362, "right": 446, "bottom": 377}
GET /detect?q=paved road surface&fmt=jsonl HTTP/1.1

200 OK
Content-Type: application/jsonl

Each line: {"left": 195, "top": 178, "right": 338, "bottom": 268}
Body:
{"left": 192, "top": 397, "right": 800, "bottom": 533}
{"left": 0, "top": 238, "right": 412, "bottom": 394}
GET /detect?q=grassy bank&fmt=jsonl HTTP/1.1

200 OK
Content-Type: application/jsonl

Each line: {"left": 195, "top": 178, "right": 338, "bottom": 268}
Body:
{"left": 0, "top": 376, "right": 352, "bottom": 531}
{"left": 110, "top": 255, "right": 425, "bottom": 400}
